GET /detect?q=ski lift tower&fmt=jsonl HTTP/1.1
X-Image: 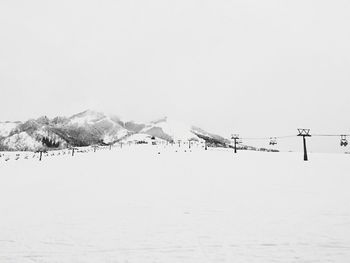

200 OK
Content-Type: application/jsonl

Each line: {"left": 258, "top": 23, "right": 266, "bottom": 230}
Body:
{"left": 297, "top": 129, "right": 311, "bottom": 161}
{"left": 231, "top": 134, "right": 240, "bottom": 154}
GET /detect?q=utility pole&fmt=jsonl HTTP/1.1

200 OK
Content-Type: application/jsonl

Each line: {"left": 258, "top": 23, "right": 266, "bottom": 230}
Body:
{"left": 231, "top": 134, "right": 239, "bottom": 154}
{"left": 297, "top": 129, "right": 311, "bottom": 161}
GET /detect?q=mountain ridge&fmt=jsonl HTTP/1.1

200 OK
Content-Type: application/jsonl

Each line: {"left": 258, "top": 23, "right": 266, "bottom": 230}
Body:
{"left": 0, "top": 110, "right": 229, "bottom": 151}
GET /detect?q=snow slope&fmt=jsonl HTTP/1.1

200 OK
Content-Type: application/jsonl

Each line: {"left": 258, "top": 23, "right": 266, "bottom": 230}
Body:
{"left": 0, "top": 121, "right": 20, "bottom": 137}
{"left": 1, "top": 146, "right": 350, "bottom": 262}
{"left": 1, "top": 126, "right": 68, "bottom": 151}
{"left": 141, "top": 117, "right": 204, "bottom": 142}
{"left": 1, "top": 131, "right": 43, "bottom": 151}
{"left": 69, "top": 110, "right": 109, "bottom": 126}
{"left": 121, "top": 133, "right": 166, "bottom": 144}
{"left": 67, "top": 110, "right": 128, "bottom": 143}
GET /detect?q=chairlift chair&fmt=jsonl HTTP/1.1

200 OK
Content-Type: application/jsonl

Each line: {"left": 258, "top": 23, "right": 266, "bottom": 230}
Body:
{"left": 340, "top": 135, "right": 348, "bottom": 147}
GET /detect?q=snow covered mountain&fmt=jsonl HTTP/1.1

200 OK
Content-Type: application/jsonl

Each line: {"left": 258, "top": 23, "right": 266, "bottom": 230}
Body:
{"left": 0, "top": 121, "right": 21, "bottom": 138}
{"left": 139, "top": 117, "right": 229, "bottom": 146}
{"left": 0, "top": 118, "right": 68, "bottom": 151}
{"left": 0, "top": 110, "right": 129, "bottom": 151}
{"left": 140, "top": 117, "right": 203, "bottom": 142}
{"left": 62, "top": 110, "right": 129, "bottom": 144}
{"left": 0, "top": 111, "right": 229, "bottom": 151}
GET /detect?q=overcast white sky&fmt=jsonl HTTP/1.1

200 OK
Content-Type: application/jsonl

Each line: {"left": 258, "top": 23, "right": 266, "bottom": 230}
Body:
{"left": 1, "top": 0, "right": 350, "bottom": 151}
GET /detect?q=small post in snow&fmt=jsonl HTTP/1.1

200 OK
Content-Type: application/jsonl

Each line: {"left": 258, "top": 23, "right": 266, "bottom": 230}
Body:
{"left": 92, "top": 145, "right": 98, "bottom": 152}
{"left": 297, "top": 129, "right": 311, "bottom": 161}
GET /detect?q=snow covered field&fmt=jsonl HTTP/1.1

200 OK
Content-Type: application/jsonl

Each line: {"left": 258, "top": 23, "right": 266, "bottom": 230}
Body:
{"left": 1, "top": 145, "right": 350, "bottom": 262}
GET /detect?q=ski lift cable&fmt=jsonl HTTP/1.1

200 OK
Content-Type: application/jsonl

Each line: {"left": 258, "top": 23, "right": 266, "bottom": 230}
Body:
{"left": 239, "top": 135, "right": 297, "bottom": 140}
{"left": 238, "top": 133, "right": 350, "bottom": 140}
{"left": 312, "top": 134, "right": 350, "bottom": 137}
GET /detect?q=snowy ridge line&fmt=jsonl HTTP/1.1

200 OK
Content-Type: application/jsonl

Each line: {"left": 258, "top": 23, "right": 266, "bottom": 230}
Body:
{"left": 0, "top": 111, "right": 228, "bottom": 151}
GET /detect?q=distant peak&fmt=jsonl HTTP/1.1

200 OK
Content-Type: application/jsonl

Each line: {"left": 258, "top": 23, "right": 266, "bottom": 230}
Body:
{"left": 151, "top": 116, "right": 168, "bottom": 124}
{"left": 81, "top": 109, "right": 101, "bottom": 115}
{"left": 70, "top": 109, "right": 104, "bottom": 119}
